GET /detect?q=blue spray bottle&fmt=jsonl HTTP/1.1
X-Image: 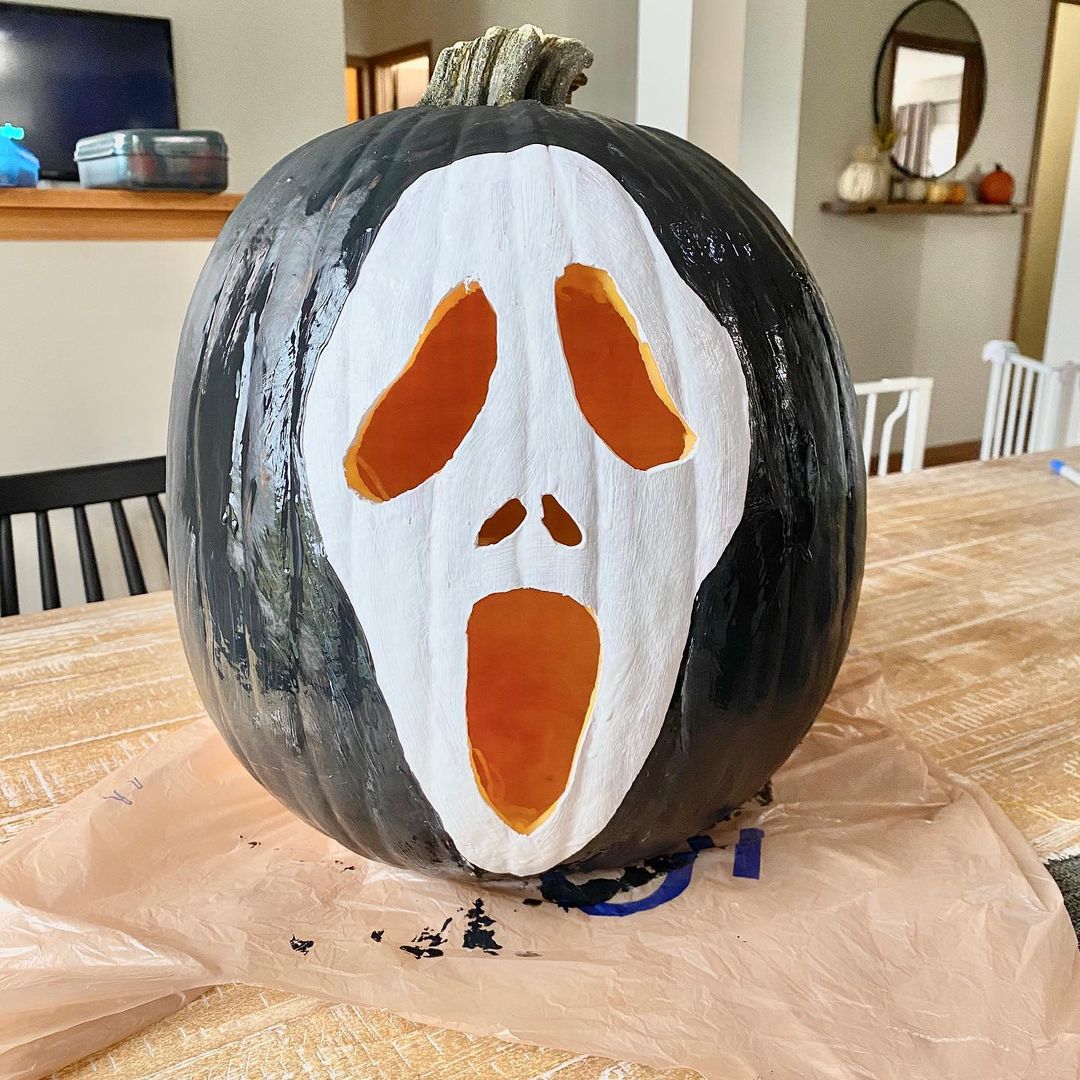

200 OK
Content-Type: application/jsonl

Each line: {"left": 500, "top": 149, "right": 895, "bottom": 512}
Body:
{"left": 0, "top": 124, "right": 40, "bottom": 187}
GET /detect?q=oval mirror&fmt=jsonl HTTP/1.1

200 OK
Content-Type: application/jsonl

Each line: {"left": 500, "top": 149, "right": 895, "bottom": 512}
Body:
{"left": 874, "top": 0, "right": 986, "bottom": 179}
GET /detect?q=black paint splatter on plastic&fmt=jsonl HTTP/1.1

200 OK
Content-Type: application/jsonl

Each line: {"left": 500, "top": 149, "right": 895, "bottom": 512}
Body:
{"left": 539, "top": 837, "right": 709, "bottom": 910}
{"left": 462, "top": 898, "right": 501, "bottom": 954}
{"left": 290, "top": 935, "right": 314, "bottom": 955}
{"left": 169, "top": 97, "right": 864, "bottom": 879}
{"left": 400, "top": 917, "right": 453, "bottom": 959}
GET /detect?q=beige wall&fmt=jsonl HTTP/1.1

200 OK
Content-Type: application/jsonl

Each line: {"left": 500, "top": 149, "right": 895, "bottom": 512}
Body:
{"left": 1044, "top": 39, "right": 1080, "bottom": 371}
{"left": 636, "top": 0, "right": 693, "bottom": 137}
{"left": 1014, "top": 4, "right": 1080, "bottom": 360}
{"left": 1, "top": 0, "right": 346, "bottom": 478}
{"left": 735, "top": 0, "right": 807, "bottom": 231}
{"left": 344, "top": 0, "right": 638, "bottom": 122}
{"left": 687, "top": 0, "right": 746, "bottom": 165}
{"left": 792, "top": 0, "right": 1049, "bottom": 446}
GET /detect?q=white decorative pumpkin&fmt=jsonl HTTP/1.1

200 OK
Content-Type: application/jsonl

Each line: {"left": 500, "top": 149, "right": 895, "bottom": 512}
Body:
{"left": 837, "top": 144, "right": 891, "bottom": 203}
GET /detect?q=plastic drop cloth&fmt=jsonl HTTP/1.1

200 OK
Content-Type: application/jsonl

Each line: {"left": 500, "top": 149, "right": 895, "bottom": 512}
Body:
{"left": 1, "top": 658, "right": 1078, "bottom": 1080}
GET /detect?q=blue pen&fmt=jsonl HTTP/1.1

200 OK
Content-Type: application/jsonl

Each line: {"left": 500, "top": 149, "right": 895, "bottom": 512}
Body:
{"left": 1050, "top": 458, "right": 1080, "bottom": 487}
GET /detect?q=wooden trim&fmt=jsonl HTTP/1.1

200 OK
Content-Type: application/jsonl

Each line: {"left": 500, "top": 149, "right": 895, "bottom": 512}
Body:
{"left": 956, "top": 43, "right": 984, "bottom": 160}
{"left": 870, "top": 439, "right": 981, "bottom": 475}
{"left": 889, "top": 28, "right": 980, "bottom": 55}
{"left": 348, "top": 42, "right": 434, "bottom": 70}
{"left": 1011, "top": 0, "right": 1080, "bottom": 341}
{"left": 925, "top": 439, "right": 982, "bottom": 467}
{"left": 821, "top": 200, "right": 1030, "bottom": 216}
{"left": 0, "top": 188, "right": 242, "bottom": 241}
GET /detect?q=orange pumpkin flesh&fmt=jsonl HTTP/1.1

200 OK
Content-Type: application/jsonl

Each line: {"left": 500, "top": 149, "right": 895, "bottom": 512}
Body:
{"left": 467, "top": 589, "right": 600, "bottom": 833}
{"left": 345, "top": 282, "right": 497, "bottom": 502}
{"left": 555, "top": 263, "right": 694, "bottom": 470}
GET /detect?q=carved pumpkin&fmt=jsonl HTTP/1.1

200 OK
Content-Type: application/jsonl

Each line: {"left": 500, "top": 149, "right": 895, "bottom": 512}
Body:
{"left": 167, "top": 26, "right": 865, "bottom": 878}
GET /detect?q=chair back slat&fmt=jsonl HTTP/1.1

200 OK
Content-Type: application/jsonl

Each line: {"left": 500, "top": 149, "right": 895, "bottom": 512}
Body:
{"left": 35, "top": 511, "right": 60, "bottom": 610}
{"left": 1015, "top": 365, "right": 1036, "bottom": 455}
{"left": 0, "top": 457, "right": 165, "bottom": 517}
{"left": 853, "top": 377, "right": 934, "bottom": 476}
{"left": 1002, "top": 363, "right": 1023, "bottom": 458}
{"left": 0, "top": 456, "right": 164, "bottom": 615}
{"left": 990, "top": 362, "right": 1011, "bottom": 459}
{"left": 1065, "top": 368, "right": 1080, "bottom": 446}
{"left": 110, "top": 500, "right": 147, "bottom": 596}
{"left": 980, "top": 358, "right": 1004, "bottom": 460}
{"left": 981, "top": 341, "right": 1080, "bottom": 459}
{"left": 876, "top": 390, "right": 910, "bottom": 478}
{"left": 0, "top": 515, "right": 18, "bottom": 617}
{"left": 861, "top": 392, "right": 878, "bottom": 471}
{"left": 148, "top": 493, "right": 169, "bottom": 569}
{"left": 73, "top": 505, "right": 103, "bottom": 604}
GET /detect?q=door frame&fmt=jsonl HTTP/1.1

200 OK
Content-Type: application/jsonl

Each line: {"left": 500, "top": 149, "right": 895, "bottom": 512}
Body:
{"left": 1011, "top": 0, "right": 1080, "bottom": 342}
{"left": 346, "top": 42, "right": 434, "bottom": 121}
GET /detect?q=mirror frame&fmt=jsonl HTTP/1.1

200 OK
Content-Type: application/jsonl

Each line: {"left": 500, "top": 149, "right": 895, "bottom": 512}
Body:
{"left": 873, "top": 0, "right": 987, "bottom": 180}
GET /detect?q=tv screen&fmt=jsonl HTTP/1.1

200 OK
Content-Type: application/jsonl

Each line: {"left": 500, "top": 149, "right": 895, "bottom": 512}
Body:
{"left": 0, "top": 2, "right": 178, "bottom": 180}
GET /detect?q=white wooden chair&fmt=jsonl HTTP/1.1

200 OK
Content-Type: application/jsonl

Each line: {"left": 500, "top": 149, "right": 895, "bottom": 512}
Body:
{"left": 980, "top": 341, "right": 1080, "bottom": 460}
{"left": 853, "top": 377, "right": 934, "bottom": 477}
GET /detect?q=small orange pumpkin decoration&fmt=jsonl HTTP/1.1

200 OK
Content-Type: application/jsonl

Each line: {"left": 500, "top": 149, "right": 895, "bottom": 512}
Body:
{"left": 979, "top": 164, "right": 1015, "bottom": 205}
{"left": 946, "top": 182, "right": 968, "bottom": 205}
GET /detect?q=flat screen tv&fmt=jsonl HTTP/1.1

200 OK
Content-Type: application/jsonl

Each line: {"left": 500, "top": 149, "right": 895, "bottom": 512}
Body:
{"left": 0, "top": 2, "right": 178, "bottom": 180}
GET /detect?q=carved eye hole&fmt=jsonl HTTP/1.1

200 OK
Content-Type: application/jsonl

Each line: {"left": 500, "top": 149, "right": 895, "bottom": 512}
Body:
{"left": 554, "top": 263, "right": 695, "bottom": 470}
{"left": 345, "top": 282, "right": 497, "bottom": 502}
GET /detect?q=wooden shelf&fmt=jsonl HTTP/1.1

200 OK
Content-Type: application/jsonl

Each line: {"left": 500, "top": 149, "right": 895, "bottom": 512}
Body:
{"left": 821, "top": 200, "right": 1031, "bottom": 217}
{"left": 0, "top": 188, "right": 243, "bottom": 240}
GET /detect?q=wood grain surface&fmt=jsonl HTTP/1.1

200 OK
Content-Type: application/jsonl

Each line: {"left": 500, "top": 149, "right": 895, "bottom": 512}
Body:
{"left": 0, "top": 189, "right": 242, "bottom": 241}
{"left": 1, "top": 452, "right": 1077, "bottom": 1079}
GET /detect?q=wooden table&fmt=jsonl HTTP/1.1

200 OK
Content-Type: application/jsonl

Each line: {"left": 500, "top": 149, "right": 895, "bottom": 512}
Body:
{"left": 2, "top": 452, "right": 1078, "bottom": 1079}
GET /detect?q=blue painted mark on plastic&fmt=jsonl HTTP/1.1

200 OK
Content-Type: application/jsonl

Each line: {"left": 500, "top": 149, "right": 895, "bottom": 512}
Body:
{"left": 579, "top": 835, "right": 715, "bottom": 917}
{"left": 732, "top": 827, "right": 764, "bottom": 879}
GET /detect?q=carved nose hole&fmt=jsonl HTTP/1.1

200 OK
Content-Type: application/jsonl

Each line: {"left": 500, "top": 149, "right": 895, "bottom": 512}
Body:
{"left": 476, "top": 498, "right": 527, "bottom": 546}
{"left": 541, "top": 494, "right": 583, "bottom": 547}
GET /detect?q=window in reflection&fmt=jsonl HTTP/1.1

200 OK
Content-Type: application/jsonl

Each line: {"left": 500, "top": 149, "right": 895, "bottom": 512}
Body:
{"left": 892, "top": 46, "right": 965, "bottom": 177}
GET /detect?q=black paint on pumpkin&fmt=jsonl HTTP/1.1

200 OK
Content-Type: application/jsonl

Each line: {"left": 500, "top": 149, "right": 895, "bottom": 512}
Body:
{"left": 167, "top": 101, "right": 865, "bottom": 877}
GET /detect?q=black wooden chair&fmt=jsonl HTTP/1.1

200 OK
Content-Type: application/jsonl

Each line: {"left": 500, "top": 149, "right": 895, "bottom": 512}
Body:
{"left": 0, "top": 456, "right": 167, "bottom": 616}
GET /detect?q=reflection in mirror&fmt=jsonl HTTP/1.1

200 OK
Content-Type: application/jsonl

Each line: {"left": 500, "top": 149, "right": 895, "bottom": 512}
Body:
{"left": 874, "top": 0, "right": 985, "bottom": 180}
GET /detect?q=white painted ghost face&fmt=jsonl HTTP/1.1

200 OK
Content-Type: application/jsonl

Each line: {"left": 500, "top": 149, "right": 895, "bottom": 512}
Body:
{"left": 303, "top": 144, "right": 750, "bottom": 876}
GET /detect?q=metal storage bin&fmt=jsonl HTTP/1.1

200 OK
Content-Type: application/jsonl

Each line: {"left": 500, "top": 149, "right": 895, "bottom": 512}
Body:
{"left": 75, "top": 130, "right": 228, "bottom": 193}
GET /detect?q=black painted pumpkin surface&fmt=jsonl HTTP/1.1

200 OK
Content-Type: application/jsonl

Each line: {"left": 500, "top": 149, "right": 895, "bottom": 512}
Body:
{"left": 168, "top": 80, "right": 864, "bottom": 878}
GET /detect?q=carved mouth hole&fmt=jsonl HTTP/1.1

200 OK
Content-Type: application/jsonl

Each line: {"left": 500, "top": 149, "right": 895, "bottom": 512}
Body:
{"left": 467, "top": 588, "right": 600, "bottom": 834}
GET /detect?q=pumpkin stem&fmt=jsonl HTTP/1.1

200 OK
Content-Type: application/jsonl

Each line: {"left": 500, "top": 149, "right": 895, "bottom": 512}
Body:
{"left": 419, "top": 24, "right": 593, "bottom": 108}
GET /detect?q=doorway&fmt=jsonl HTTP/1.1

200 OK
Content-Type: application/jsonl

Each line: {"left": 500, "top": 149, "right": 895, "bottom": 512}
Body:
{"left": 1013, "top": 1, "right": 1080, "bottom": 360}
{"left": 345, "top": 43, "right": 433, "bottom": 123}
